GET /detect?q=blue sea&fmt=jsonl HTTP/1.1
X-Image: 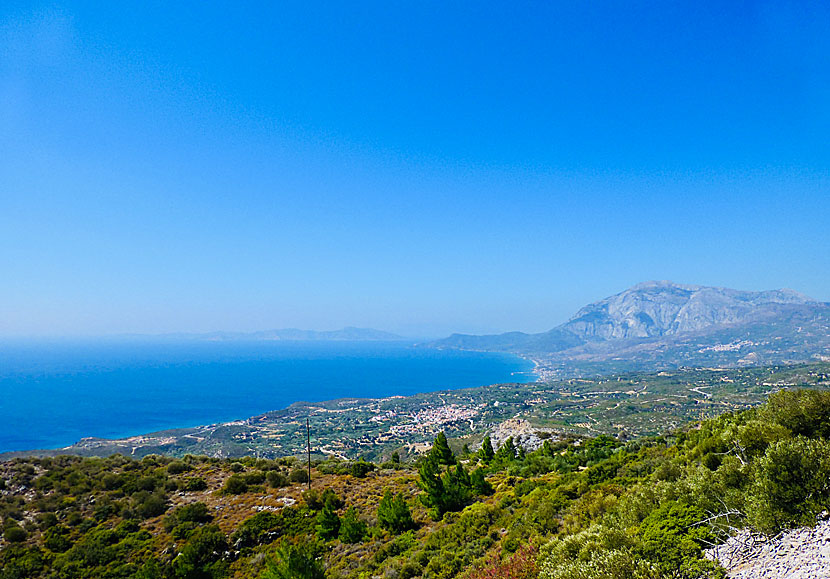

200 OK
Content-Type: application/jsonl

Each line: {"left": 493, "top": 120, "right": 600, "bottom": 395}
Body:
{"left": 0, "top": 339, "right": 535, "bottom": 453}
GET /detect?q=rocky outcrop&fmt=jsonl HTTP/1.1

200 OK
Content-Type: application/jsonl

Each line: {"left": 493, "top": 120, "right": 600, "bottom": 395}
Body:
{"left": 706, "top": 519, "right": 830, "bottom": 578}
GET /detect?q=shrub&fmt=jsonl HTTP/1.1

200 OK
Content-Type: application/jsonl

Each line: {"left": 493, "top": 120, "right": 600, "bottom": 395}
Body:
{"left": 466, "top": 544, "right": 538, "bottom": 579}
{"left": 231, "top": 512, "right": 281, "bottom": 548}
{"left": 167, "top": 461, "right": 191, "bottom": 475}
{"left": 289, "top": 468, "right": 310, "bottom": 484}
{"left": 267, "top": 471, "right": 289, "bottom": 488}
{"left": 132, "top": 491, "right": 168, "bottom": 519}
{"left": 749, "top": 436, "right": 830, "bottom": 533}
{"left": 350, "top": 460, "right": 375, "bottom": 478}
{"left": 172, "top": 525, "right": 229, "bottom": 578}
{"left": 315, "top": 501, "right": 341, "bottom": 540}
{"left": 3, "top": 525, "right": 27, "bottom": 543}
{"left": 243, "top": 471, "right": 266, "bottom": 485}
{"left": 221, "top": 475, "right": 248, "bottom": 495}
{"left": 540, "top": 524, "right": 657, "bottom": 579}
{"left": 181, "top": 477, "right": 208, "bottom": 492}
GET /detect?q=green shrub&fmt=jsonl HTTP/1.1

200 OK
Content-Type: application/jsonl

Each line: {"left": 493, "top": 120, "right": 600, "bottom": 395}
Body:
{"left": 221, "top": 475, "right": 248, "bottom": 495}
{"left": 749, "top": 436, "right": 830, "bottom": 533}
{"left": 267, "top": 471, "right": 288, "bottom": 488}
{"left": 289, "top": 468, "right": 310, "bottom": 484}
{"left": 315, "top": 501, "right": 340, "bottom": 540}
{"left": 181, "top": 477, "right": 208, "bottom": 492}
{"left": 167, "top": 461, "right": 192, "bottom": 475}
{"left": 350, "top": 460, "right": 375, "bottom": 478}
{"left": 172, "top": 524, "right": 229, "bottom": 578}
{"left": 4, "top": 525, "right": 27, "bottom": 543}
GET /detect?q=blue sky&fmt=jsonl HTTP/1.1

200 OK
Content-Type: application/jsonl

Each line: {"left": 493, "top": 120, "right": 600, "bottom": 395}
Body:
{"left": 1, "top": 2, "right": 828, "bottom": 337}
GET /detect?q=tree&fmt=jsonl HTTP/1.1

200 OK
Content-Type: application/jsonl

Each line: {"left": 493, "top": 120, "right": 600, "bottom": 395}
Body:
{"left": 496, "top": 437, "right": 517, "bottom": 462}
{"left": 173, "top": 525, "right": 229, "bottom": 579}
{"left": 639, "top": 501, "right": 721, "bottom": 578}
{"left": 377, "top": 490, "right": 416, "bottom": 534}
{"left": 430, "top": 432, "right": 455, "bottom": 465}
{"left": 338, "top": 507, "right": 367, "bottom": 543}
{"left": 479, "top": 436, "right": 495, "bottom": 463}
{"left": 471, "top": 468, "right": 493, "bottom": 495}
{"left": 442, "top": 461, "right": 472, "bottom": 512}
{"left": 418, "top": 456, "right": 448, "bottom": 519}
{"left": 749, "top": 436, "right": 830, "bottom": 533}
{"left": 315, "top": 501, "right": 341, "bottom": 540}
{"left": 262, "top": 542, "right": 324, "bottom": 579}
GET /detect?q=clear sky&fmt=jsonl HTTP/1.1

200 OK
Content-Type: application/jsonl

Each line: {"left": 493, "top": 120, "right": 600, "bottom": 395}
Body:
{"left": 1, "top": 2, "right": 828, "bottom": 338}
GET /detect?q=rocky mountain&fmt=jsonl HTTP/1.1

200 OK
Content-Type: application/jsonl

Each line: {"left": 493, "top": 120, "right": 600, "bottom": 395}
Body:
{"left": 430, "top": 281, "right": 830, "bottom": 375}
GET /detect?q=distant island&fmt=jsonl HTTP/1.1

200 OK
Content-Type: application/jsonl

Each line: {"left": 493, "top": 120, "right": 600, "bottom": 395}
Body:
{"left": 142, "top": 326, "right": 409, "bottom": 342}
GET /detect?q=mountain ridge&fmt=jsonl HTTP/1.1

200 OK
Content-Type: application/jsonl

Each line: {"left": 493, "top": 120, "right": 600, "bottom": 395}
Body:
{"left": 429, "top": 281, "right": 829, "bottom": 375}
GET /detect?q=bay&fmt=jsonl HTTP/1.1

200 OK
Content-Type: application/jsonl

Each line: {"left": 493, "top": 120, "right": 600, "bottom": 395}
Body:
{"left": 0, "top": 339, "right": 535, "bottom": 453}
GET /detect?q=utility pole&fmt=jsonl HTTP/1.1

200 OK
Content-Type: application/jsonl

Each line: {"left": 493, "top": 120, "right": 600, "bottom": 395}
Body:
{"left": 306, "top": 418, "right": 312, "bottom": 489}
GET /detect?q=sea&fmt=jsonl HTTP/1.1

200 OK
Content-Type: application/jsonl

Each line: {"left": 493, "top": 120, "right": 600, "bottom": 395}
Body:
{"left": 0, "top": 339, "right": 536, "bottom": 453}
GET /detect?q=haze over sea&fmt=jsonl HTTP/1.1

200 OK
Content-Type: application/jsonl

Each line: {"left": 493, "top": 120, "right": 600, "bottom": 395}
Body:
{"left": 0, "top": 340, "right": 535, "bottom": 453}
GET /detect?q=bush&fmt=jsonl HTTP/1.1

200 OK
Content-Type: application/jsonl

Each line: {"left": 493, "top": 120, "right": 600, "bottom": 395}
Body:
{"left": 749, "top": 436, "right": 830, "bottom": 533}
{"left": 164, "top": 502, "right": 213, "bottom": 531}
{"left": 172, "top": 525, "right": 229, "bottom": 578}
{"left": 267, "top": 471, "right": 289, "bottom": 488}
{"left": 467, "top": 544, "right": 538, "bottom": 579}
{"left": 540, "top": 524, "right": 657, "bottom": 579}
{"left": 3, "top": 525, "right": 27, "bottom": 543}
{"left": 167, "top": 461, "right": 191, "bottom": 475}
{"left": 350, "top": 460, "right": 375, "bottom": 478}
{"left": 181, "top": 477, "right": 208, "bottom": 492}
{"left": 231, "top": 512, "right": 282, "bottom": 548}
{"left": 639, "top": 501, "right": 721, "bottom": 577}
{"left": 243, "top": 471, "right": 266, "bottom": 485}
{"left": 289, "top": 468, "right": 310, "bottom": 484}
{"left": 132, "top": 491, "right": 168, "bottom": 519}
{"left": 221, "top": 475, "right": 248, "bottom": 495}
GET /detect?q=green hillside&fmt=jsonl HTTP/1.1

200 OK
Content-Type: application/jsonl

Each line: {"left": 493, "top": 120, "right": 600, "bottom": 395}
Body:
{"left": 3, "top": 376, "right": 830, "bottom": 578}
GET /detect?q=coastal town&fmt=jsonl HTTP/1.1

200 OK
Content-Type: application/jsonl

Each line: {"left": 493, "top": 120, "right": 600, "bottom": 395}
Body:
{"left": 5, "top": 362, "right": 827, "bottom": 463}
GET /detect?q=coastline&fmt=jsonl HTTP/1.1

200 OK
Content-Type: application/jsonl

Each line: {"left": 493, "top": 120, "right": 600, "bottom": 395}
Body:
{"left": 0, "top": 342, "right": 536, "bottom": 455}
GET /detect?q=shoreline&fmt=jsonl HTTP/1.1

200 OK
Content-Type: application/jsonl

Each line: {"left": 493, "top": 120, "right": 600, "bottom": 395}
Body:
{"left": 0, "top": 345, "right": 537, "bottom": 455}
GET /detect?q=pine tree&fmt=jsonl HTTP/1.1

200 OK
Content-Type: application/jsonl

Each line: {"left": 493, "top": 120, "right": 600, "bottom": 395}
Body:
{"left": 496, "top": 437, "right": 517, "bottom": 462}
{"left": 430, "top": 432, "right": 455, "bottom": 465}
{"left": 442, "top": 461, "right": 472, "bottom": 511}
{"left": 418, "top": 456, "right": 447, "bottom": 519}
{"left": 378, "top": 490, "right": 415, "bottom": 534}
{"left": 479, "top": 435, "right": 495, "bottom": 463}
{"left": 315, "top": 500, "right": 341, "bottom": 540}
{"left": 471, "top": 467, "right": 493, "bottom": 495}
{"left": 338, "top": 507, "right": 367, "bottom": 543}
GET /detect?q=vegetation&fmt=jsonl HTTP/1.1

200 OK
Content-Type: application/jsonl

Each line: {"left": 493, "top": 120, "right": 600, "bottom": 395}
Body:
{"left": 2, "top": 366, "right": 830, "bottom": 578}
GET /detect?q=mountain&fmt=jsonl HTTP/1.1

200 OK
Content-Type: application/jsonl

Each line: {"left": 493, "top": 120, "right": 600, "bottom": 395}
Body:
{"left": 161, "top": 326, "right": 407, "bottom": 342}
{"left": 430, "top": 281, "right": 830, "bottom": 375}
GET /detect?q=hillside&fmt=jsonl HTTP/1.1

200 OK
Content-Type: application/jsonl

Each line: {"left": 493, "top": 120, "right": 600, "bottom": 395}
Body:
{"left": 430, "top": 281, "right": 830, "bottom": 377}
{"left": 4, "top": 384, "right": 830, "bottom": 578}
